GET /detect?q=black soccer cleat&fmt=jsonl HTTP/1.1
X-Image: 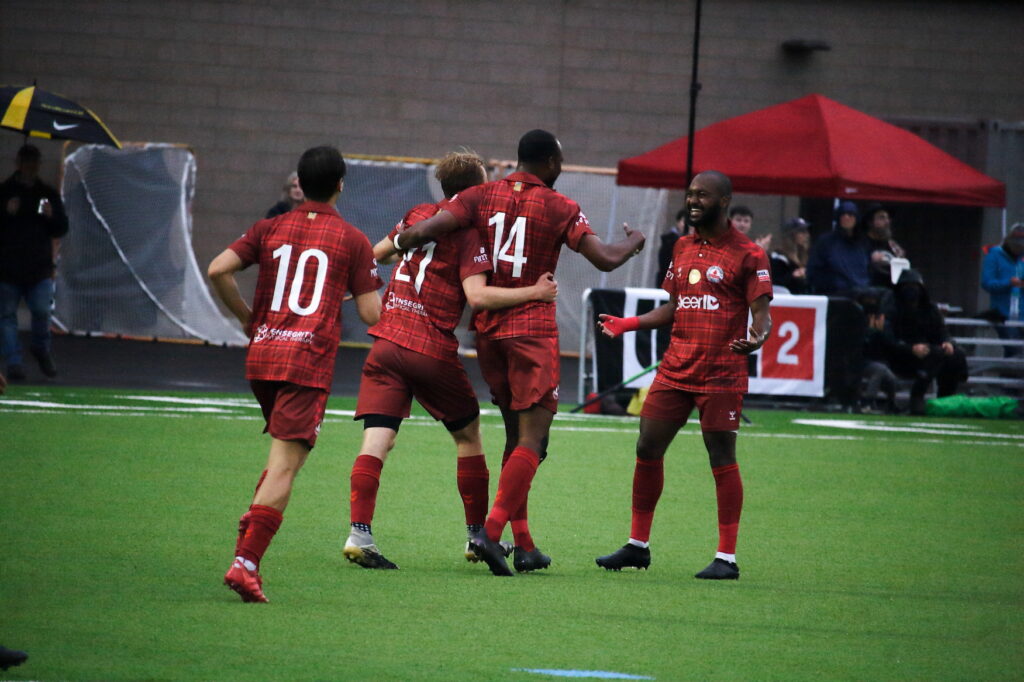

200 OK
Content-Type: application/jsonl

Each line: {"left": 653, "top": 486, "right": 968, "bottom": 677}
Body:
{"left": 595, "top": 543, "right": 651, "bottom": 571}
{"left": 694, "top": 557, "right": 739, "bottom": 580}
{"left": 513, "top": 546, "right": 552, "bottom": 573}
{"left": 0, "top": 646, "right": 28, "bottom": 671}
{"left": 468, "top": 530, "right": 514, "bottom": 577}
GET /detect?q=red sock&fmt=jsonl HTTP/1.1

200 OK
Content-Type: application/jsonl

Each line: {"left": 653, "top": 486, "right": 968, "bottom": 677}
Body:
{"left": 510, "top": 498, "right": 534, "bottom": 552}
{"left": 712, "top": 463, "right": 743, "bottom": 554}
{"left": 456, "top": 455, "right": 489, "bottom": 526}
{"left": 484, "top": 446, "right": 539, "bottom": 541}
{"left": 237, "top": 504, "right": 283, "bottom": 569}
{"left": 630, "top": 458, "right": 664, "bottom": 543}
{"left": 350, "top": 454, "right": 384, "bottom": 527}
{"left": 501, "top": 449, "right": 535, "bottom": 551}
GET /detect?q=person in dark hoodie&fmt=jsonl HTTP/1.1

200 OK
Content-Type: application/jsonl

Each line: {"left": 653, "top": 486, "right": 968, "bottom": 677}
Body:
{"left": 806, "top": 201, "right": 870, "bottom": 296}
{"left": 862, "top": 202, "right": 908, "bottom": 288}
{"left": 885, "top": 269, "right": 967, "bottom": 414}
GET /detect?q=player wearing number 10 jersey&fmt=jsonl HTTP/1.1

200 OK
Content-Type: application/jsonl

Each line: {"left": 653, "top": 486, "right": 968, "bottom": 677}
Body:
{"left": 391, "top": 130, "right": 646, "bottom": 576}
{"left": 208, "top": 146, "right": 383, "bottom": 602}
{"left": 343, "top": 151, "right": 558, "bottom": 571}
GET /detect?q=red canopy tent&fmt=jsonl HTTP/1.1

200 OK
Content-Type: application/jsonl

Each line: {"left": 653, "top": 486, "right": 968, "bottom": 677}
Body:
{"left": 616, "top": 94, "right": 1006, "bottom": 207}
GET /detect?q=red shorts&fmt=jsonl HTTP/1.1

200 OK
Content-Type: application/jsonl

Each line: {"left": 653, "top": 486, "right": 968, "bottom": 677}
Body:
{"left": 355, "top": 338, "right": 479, "bottom": 426}
{"left": 640, "top": 379, "right": 743, "bottom": 432}
{"left": 249, "top": 380, "right": 330, "bottom": 449}
{"left": 476, "top": 335, "right": 560, "bottom": 413}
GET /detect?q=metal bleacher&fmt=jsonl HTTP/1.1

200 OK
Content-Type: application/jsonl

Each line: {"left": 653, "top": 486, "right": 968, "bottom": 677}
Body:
{"left": 944, "top": 318, "right": 1024, "bottom": 395}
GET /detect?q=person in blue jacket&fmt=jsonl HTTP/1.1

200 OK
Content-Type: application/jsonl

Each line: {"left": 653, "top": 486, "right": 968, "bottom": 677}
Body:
{"left": 806, "top": 201, "right": 870, "bottom": 296}
{"left": 981, "top": 223, "right": 1024, "bottom": 357}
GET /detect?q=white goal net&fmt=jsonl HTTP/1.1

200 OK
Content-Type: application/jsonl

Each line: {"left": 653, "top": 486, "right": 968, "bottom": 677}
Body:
{"left": 55, "top": 144, "right": 247, "bottom": 346}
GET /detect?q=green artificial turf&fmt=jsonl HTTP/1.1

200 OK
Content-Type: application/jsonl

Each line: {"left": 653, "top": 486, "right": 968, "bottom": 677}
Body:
{"left": 1, "top": 386, "right": 1022, "bottom": 681}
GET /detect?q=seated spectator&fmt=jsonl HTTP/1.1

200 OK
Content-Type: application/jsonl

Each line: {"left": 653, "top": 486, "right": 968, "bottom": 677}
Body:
{"left": 656, "top": 207, "right": 687, "bottom": 286}
{"left": 863, "top": 203, "right": 908, "bottom": 287}
{"left": 980, "top": 223, "right": 1024, "bottom": 357}
{"left": 729, "top": 205, "right": 753, "bottom": 235}
{"left": 855, "top": 293, "right": 897, "bottom": 413}
{"left": 806, "top": 201, "right": 870, "bottom": 296}
{"left": 885, "top": 270, "right": 967, "bottom": 415}
{"left": 265, "top": 171, "right": 305, "bottom": 218}
{"left": 770, "top": 217, "right": 810, "bottom": 294}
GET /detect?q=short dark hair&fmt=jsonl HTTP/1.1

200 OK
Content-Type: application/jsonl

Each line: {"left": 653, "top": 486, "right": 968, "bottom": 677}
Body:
{"left": 16, "top": 144, "right": 41, "bottom": 162}
{"left": 729, "top": 205, "right": 752, "bottom": 219}
{"left": 696, "top": 169, "right": 732, "bottom": 198}
{"left": 297, "top": 146, "right": 346, "bottom": 202}
{"left": 517, "top": 129, "right": 560, "bottom": 164}
{"left": 435, "top": 150, "right": 485, "bottom": 198}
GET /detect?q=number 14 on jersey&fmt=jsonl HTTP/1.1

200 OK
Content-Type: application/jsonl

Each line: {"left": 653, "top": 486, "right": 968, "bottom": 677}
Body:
{"left": 489, "top": 212, "right": 528, "bottom": 278}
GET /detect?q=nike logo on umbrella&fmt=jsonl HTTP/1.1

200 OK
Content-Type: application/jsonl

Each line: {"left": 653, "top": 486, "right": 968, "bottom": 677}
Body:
{"left": 53, "top": 122, "right": 78, "bottom": 131}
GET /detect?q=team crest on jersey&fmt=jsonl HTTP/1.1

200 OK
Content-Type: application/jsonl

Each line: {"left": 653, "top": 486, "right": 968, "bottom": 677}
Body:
{"left": 706, "top": 265, "right": 724, "bottom": 283}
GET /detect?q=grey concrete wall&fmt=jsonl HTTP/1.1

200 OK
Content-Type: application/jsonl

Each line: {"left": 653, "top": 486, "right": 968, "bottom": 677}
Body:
{"left": 3, "top": 0, "right": 1022, "bottom": 301}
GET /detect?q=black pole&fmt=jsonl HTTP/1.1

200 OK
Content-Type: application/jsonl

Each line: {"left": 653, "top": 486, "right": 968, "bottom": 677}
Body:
{"left": 685, "top": 0, "right": 703, "bottom": 187}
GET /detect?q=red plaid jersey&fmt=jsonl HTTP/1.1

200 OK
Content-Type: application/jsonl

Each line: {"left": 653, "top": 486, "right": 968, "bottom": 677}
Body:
{"left": 230, "top": 201, "right": 382, "bottom": 390}
{"left": 657, "top": 227, "right": 773, "bottom": 393}
{"left": 445, "top": 171, "right": 594, "bottom": 339}
{"left": 370, "top": 200, "right": 491, "bottom": 362}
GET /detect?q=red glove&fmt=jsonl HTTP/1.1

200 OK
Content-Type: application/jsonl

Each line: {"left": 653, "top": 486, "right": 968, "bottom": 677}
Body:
{"left": 599, "top": 315, "right": 640, "bottom": 338}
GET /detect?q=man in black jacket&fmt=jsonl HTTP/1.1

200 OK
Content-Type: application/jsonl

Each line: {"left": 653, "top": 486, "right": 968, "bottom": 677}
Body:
{"left": 0, "top": 145, "right": 68, "bottom": 380}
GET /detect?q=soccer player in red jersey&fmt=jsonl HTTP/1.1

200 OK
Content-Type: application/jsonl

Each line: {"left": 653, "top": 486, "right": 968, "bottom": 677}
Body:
{"left": 387, "top": 130, "right": 646, "bottom": 576}
{"left": 594, "top": 170, "right": 772, "bottom": 580}
{"left": 208, "top": 146, "right": 382, "bottom": 602}
{"left": 343, "top": 151, "right": 558, "bottom": 570}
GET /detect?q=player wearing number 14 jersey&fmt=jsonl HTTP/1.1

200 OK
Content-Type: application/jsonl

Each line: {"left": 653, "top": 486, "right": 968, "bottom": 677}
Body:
{"left": 390, "top": 130, "right": 646, "bottom": 576}
{"left": 343, "top": 151, "right": 558, "bottom": 571}
{"left": 208, "top": 146, "right": 383, "bottom": 602}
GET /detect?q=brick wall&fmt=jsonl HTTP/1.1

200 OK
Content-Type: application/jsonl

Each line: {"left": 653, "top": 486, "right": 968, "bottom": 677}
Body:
{"left": 3, "top": 0, "right": 1022, "bottom": 290}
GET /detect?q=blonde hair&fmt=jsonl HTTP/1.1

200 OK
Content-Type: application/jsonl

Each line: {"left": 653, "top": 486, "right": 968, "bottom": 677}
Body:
{"left": 435, "top": 150, "right": 486, "bottom": 197}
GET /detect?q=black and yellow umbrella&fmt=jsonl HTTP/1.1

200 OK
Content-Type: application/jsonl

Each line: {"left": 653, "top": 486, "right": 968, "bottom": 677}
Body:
{"left": 1, "top": 85, "right": 121, "bottom": 148}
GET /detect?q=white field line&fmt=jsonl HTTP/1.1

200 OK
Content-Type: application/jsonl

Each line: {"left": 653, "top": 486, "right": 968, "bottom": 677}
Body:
{"left": 792, "top": 418, "right": 1024, "bottom": 441}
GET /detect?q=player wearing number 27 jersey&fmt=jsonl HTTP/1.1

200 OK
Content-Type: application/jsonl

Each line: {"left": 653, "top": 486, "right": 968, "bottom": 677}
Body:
{"left": 208, "top": 147, "right": 382, "bottom": 602}
{"left": 343, "top": 151, "right": 559, "bottom": 571}
{"left": 391, "top": 130, "right": 646, "bottom": 576}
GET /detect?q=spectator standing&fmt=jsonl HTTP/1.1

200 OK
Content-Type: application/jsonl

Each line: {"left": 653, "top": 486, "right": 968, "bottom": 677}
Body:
{"left": 863, "top": 203, "right": 907, "bottom": 287}
{"left": 886, "top": 270, "right": 967, "bottom": 415}
{"left": 806, "top": 201, "right": 870, "bottom": 296}
{"left": 265, "top": 171, "right": 305, "bottom": 219}
{"left": 655, "top": 208, "right": 686, "bottom": 286}
{"left": 0, "top": 144, "right": 67, "bottom": 380}
{"left": 980, "top": 223, "right": 1024, "bottom": 357}
{"left": 770, "top": 217, "right": 811, "bottom": 294}
{"left": 729, "top": 205, "right": 753, "bottom": 235}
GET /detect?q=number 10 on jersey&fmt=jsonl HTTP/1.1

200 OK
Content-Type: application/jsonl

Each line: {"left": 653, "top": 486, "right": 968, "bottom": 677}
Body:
{"left": 489, "top": 212, "right": 528, "bottom": 278}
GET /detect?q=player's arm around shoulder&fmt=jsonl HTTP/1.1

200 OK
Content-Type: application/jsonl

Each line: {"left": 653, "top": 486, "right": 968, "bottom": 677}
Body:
{"left": 347, "top": 228, "right": 384, "bottom": 326}
{"left": 463, "top": 272, "right": 558, "bottom": 311}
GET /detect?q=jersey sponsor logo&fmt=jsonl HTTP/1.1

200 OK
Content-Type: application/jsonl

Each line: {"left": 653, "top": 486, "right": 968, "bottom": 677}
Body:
{"left": 676, "top": 294, "right": 720, "bottom": 311}
{"left": 757, "top": 268, "right": 771, "bottom": 282}
{"left": 370, "top": 264, "right": 379, "bottom": 279}
{"left": 706, "top": 265, "right": 724, "bottom": 283}
{"left": 385, "top": 290, "right": 428, "bottom": 317}
{"left": 252, "top": 324, "right": 315, "bottom": 345}
{"left": 473, "top": 246, "right": 489, "bottom": 264}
